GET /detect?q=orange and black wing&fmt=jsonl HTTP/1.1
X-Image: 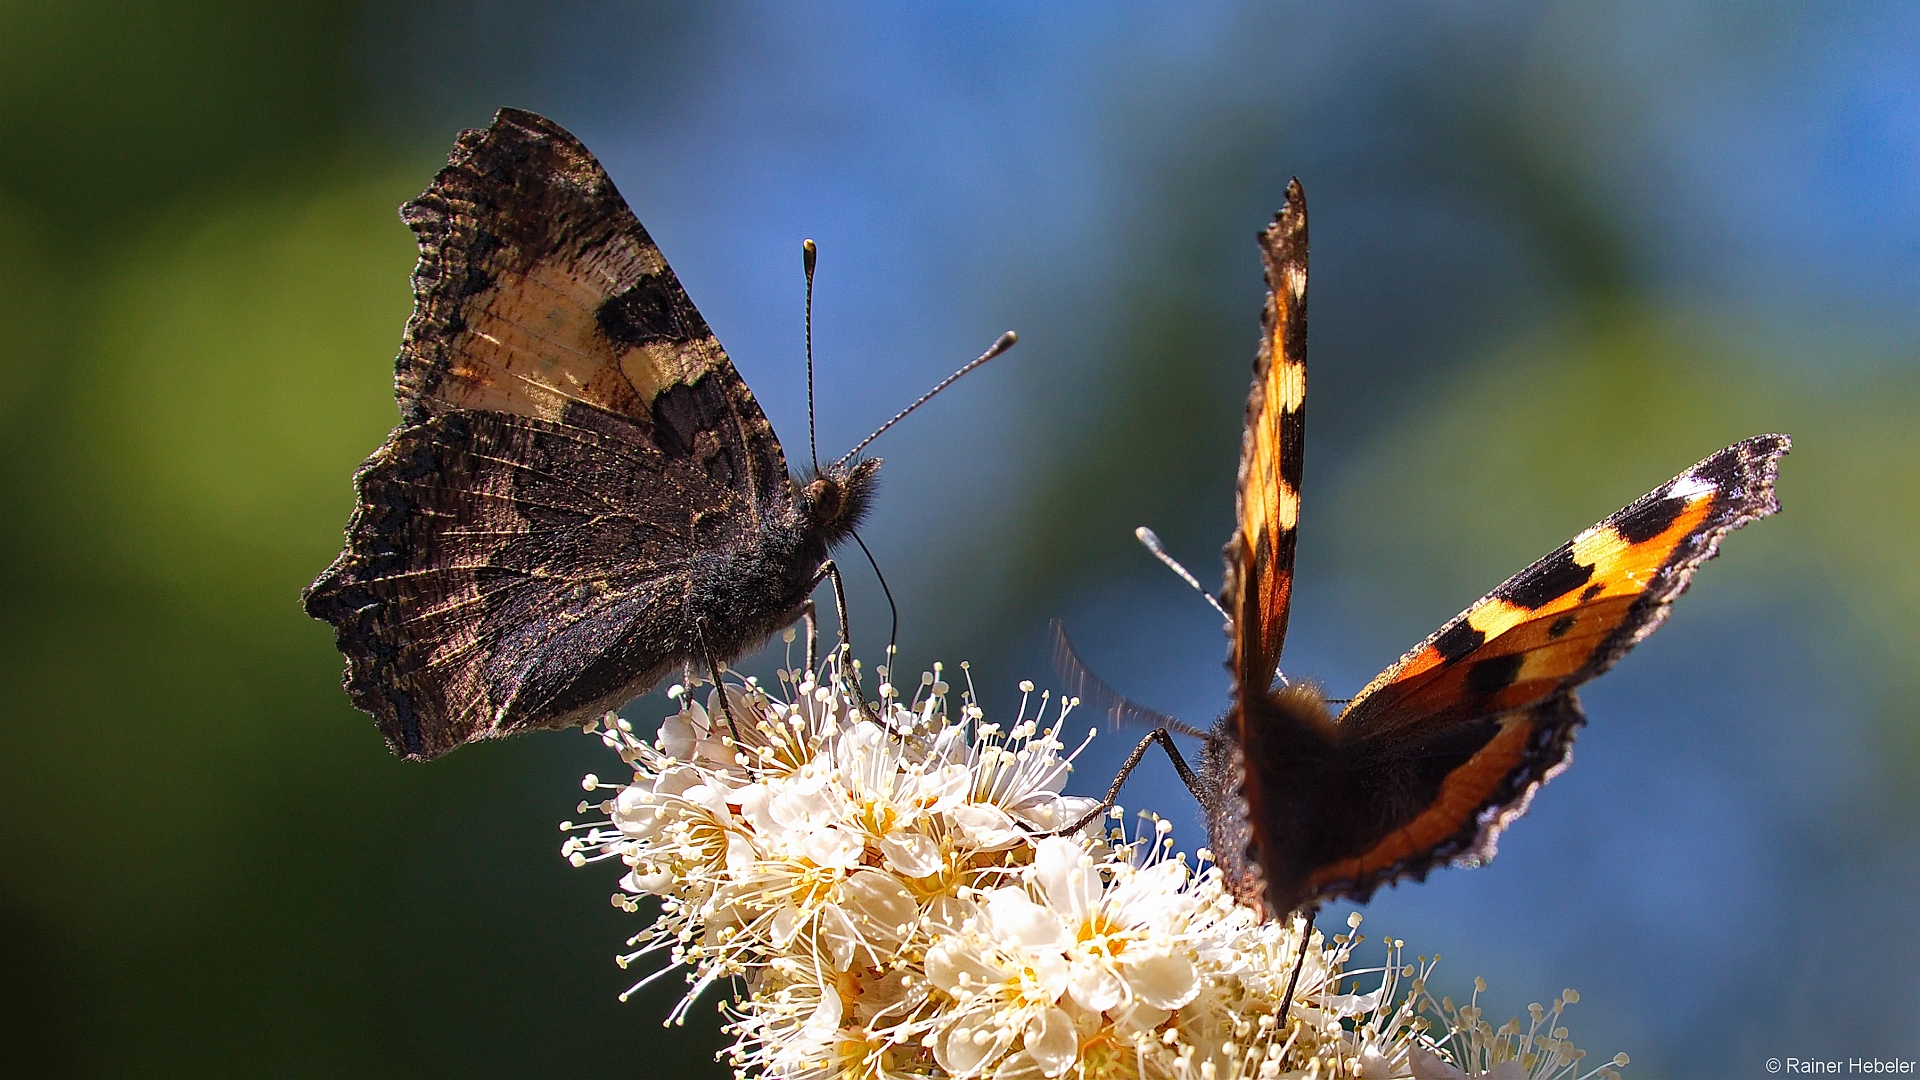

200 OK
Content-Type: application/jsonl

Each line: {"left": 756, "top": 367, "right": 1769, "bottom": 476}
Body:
{"left": 1222, "top": 180, "right": 1309, "bottom": 696}
{"left": 1300, "top": 434, "right": 1790, "bottom": 906}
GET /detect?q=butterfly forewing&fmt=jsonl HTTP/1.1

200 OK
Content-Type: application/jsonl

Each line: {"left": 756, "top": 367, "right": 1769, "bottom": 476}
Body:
{"left": 1211, "top": 181, "right": 1313, "bottom": 917}
{"left": 1338, "top": 434, "right": 1790, "bottom": 739}
{"left": 395, "top": 110, "right": 781, "bottom": 488}
{"left": 1223, "top": 179, "right": 1309, "bottom": 695}
{"left": 1285, "top": 435, "right": 1791, "bottom": 908}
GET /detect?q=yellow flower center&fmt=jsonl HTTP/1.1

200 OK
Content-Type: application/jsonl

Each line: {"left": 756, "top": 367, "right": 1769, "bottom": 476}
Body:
{"left": 1077, "top": 912, "right": 1129, "bottom": 958}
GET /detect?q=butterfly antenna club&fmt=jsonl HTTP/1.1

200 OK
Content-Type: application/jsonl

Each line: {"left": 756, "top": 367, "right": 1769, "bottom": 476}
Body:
{"left": 1136, "top": 526, "right": 1231, "bottom": 623}
{"left": 836, "top": 330, "right": 1018, "bottom": 466}
{"left": 803, "top": 238, "right": 820, "bottom": 471}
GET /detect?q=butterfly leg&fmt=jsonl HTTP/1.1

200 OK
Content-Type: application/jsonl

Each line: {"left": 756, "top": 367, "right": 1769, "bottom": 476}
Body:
{"left": 1051, "top": 728, "right": 1198, "bottom": 837}
{"left": 798, "top": 598, "right": 819, "bottom": 673}
{"left": 1281, "top": 909, "right": 1316, "bottom": 1016}
{"left": 808, "top": 559, "right": 874, "bottom": 718}
{"left": 694, "top": 624, "right": 742, "bottom": 742}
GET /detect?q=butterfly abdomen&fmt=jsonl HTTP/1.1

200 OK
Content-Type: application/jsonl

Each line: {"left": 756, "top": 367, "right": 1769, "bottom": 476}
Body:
{"left": 673, "top": 457, "right": 881, "bottom": 664}
{"left": 681, "top": 521, "right": 820, "bottom": 656}
{"left": 1208, "top": 684, "right": 1340, "bottom": 916}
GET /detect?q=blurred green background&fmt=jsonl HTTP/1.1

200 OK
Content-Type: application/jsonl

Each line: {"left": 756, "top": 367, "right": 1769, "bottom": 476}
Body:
{"left": 3, "top": 3, "right": 1917, "bottom": 1076}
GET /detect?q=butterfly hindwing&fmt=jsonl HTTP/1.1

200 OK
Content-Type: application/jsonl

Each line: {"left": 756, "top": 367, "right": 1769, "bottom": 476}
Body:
{"left": 1283, "top": 434, "right": 1791, "bottom": 905}
{"left": 1223, "top": 179, "right": 1309, "bottom": 695}
{"left": 1295, "top": 691, "right": 1585, "bottom": 906}
{"left": 305, "top": 397, "right": 773, "bottom": 759}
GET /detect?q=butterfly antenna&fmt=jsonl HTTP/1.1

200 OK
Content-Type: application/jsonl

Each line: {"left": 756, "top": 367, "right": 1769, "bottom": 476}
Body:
{"left": 835, "top": 330, "right": 1018, "bottom": 467}
{"left": 850, "top": 531, "right": 899, "bottom": 662}
{"left": 803, "top": 239, "right": 820, "bottom": 471}
{"left": 1135, "top": 527, "right": 1230, "bottom": 622}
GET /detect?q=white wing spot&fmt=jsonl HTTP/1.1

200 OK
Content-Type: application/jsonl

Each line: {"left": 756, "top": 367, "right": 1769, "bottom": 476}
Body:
{"left": 1668, "top": 473, "right": 1717, "bottom": 500}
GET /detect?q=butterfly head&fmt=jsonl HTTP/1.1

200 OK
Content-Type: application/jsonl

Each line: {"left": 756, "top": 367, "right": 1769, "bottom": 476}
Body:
{"left": 798, "top": 457, "right": 881, "bottom": 544}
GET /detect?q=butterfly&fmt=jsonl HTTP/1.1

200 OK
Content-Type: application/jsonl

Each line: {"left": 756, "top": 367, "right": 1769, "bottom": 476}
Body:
{"left": 305, "top": 108, "right": 1009, "bottom": 761}
{"left": 1055, "top": 179, "right": 1790, "bottom": 925}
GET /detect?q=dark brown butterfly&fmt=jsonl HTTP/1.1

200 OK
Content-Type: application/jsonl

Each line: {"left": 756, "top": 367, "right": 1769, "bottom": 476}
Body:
{"left": 1054, "top": 180, "right": 1790, "bottom": 930}
{"left": 305, "top": 108, "right": 1010, "bottom": 760}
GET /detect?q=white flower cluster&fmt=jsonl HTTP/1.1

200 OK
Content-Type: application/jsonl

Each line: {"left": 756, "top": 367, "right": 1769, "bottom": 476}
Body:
{"left": 561, "top": 653, "right": 1623, "bottom": 1080}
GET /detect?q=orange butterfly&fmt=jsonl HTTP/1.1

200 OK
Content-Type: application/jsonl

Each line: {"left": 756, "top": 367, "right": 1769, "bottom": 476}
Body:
{"left": 1056, "top": 180, "right": 1789, "bottom": 934}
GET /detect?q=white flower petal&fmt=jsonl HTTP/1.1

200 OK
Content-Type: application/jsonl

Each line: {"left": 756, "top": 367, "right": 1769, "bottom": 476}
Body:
{"left": 770, "top": 776, "right": 838, "bottom": 830}
{"left": 1357, "top": 1045, "right": 1398, "bottom": 1079}
{"left": 651, "top": 764, "right": 704, "bottom": 797}
{"left": 657, "top": 712, "right": 696, "bottom": 760}
{"left": 819, "top": 903, "right": 859, "bottom": 969}
{"left": 923, "top": 762, "right": 973, "bottom": 804}
{"left": 928, "top": 724, "right": 970, "bottom": 763}
{"left": 1027, "top": 949, "right": 1071, "bottom": 1001}
{"left": 802, "top": 986, "right": 841, "bottom": 1042}
{"left": 1023, "top": 1007, "right": 1078, "bottom": 1077}
{"left": 850, "top": 968, "right": 910, "bottom": 1026}
{"left": 984, "top": 888, "right": 1068, "bottom": 951}
{"left": 1067, "top": 1001, "right": 1102, "bottom": 1038}
{"left": 989, "top": 1050, "right": 1048, "bottom": 1080}
{"left": 1125, "top": 951, "right": 1198, "bottom": 1010}
{"left": 1009, "top": 793, "right": 1099, "bottom": 832}
{"left": 802, "top": 826, "right": 862, "bottom": 870}
{"left": 839, "top": 869, "right": 917, "bottom": 947}
{"left": 939, "top": 1019, "right": 1006, "bottom": 1077}
{"left": 1108, "top": 857, "right": 1187, "bottom": 910}
{"left": 924, "top": 892, "right": 976, "bottom": 936}
{"left": 1409, "top": 1042, "right": 1469, "bottom": 1080}
{"left": 611, "top": 786, "right": 664, "bottom": 839}
{"left": 1067, "top": 960, "right": 1127, "bottom": 1013}
{"left": 769, "top": 905, "right": 803, "bottom": 949}
{"left": 952, "top": 803, "right": 1020, "bottom": 849}
{"left": 698, "top": 687, "right": 754, "bottom": 763}
{"left": 1111, "top": 1000, "right": 1168, "bottom": 1035}
{"left": 1032, "top": 836, "right": 1098, "bottom": 921}
{"left": 879, "top": 831, "right": 945, "bottom": 878}
{"left": 683, "top": 783, "right": 732, "bottom": 822}
{"left": 1324, "top": 986, "right": 1384, "bottom": 1017}
{"left": 735, "top": 783, "right": 774, "bottom": 833}
{"left": 926, "top": 941, "right": 999, "bottom": 994}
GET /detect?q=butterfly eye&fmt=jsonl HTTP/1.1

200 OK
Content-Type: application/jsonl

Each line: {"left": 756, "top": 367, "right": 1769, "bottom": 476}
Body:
{"left": 806, "top": 478, "right": 844, "bottom": 522}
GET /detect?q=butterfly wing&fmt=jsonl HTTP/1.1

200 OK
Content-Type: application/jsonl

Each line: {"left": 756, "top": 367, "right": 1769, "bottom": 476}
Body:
{"left": 393, "top": 108, "right": 784, "bottom": 496}
{"left": 1222, "top": 179, "right": 1309, "bottom": 695}
{"left": 1050, "top": 620, "right": 1208, "bottom": 738}
{"left": 1295, "top": 434, "right": 1790, "bottom": 904}
{"left": 305, "top": 109, "right": 790, "bottom": 759}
